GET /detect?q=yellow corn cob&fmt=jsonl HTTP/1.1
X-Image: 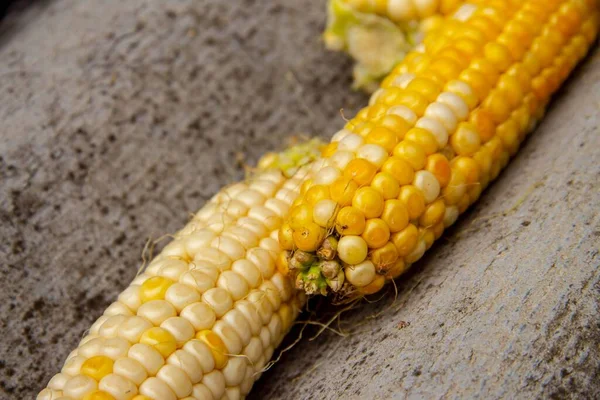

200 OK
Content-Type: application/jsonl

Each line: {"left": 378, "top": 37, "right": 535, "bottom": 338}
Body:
{"left": 36, "top": 140, "right": 324, "bottom": 399}
{"left": 281, "top": 0, "right": 599, "bottom": 297}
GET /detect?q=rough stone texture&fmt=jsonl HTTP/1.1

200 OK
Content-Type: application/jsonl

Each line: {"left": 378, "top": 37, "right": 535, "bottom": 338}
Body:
{"left": 0, "top": 1, "right": 597, "bottom": 399}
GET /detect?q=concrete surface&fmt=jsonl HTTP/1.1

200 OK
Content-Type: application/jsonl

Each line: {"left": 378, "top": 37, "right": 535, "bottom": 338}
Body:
{"left": 0, "top": 1, "right": 598, "bottom": 399}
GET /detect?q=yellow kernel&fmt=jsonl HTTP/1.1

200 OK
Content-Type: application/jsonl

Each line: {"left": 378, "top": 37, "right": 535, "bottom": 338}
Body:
{"left": 425, "top": 154, "right": 451, "bottom": 188}
{"left": 371, "top": 172, "right": 400, "bottom": 200}
{"left": 366, "top": 126, "right": 398, "bottom": 153}
{"left": 451, "top": 156, "right": 480, "bottom": 186}
{"left": 336, "top": 206, "right": 367, "bottom": 236}
{"left": 459, "top": 69, "right": 491, "bottom": 102}
{"left": 352, "top": 187, "right": 385, "bottom": 219}
{"left": 330, "top": 177, "right": 359, "bottom": 207}
{"left": 428, "top": 57, "right": 462, "bottom": 81}
{"left": 140, "top": 327, "right": 177, "bottom": 358}
{"left": 357, "top": 275, "right": 386, "bottom": 295}
{"left": 371, "top": 242, "right": 399, "bottom": 273}
{"left": 278, "top": 223, "right": 295, "bottom": 250}
{"left": 385, "top": 258, "right": 408, "bottom": 279}
{"left": 393, "top": 91, "right": 429, "bottom": 116}
{"left": 391, "top": 224, "right": 419, "bottom": 257}
{"left": 393, "top": 140, "right": 426, "bottom": 170}
{"left": 483, "top": 42, "right": 513, "bottom": 72}
{"left": 381, "top": 199, "right": 409, "bottom": 233}
{"left": 419, "top": 199, "right": 446, "bottom": 227}
{"left": 321, "top": 142, "right": 338, "bottom": 158}
{"left": 404, "top": 128, "right": 439, "bottom": 155}
{"left": 361, "top": 218, "right": 391, "bottom": 249}
{"left": 442, "top": 168, "right": 467, "bottom": 205}
{"left": 379, "top": 115, "right": 411, "bottom": 139}
{"left": 420, "top": 228, "right": 436, "bottom": 250}
{"left": 288, "top": 204, "right": 313, "bottom": 230}
{"left": 398, "top": 185, "right": 426, "bottom": 219}
{"left": 451, "top": 122, "right": 481, "bottom": 156}
{"left": 81, "top": 356, "right": 114, "bottom": 381}
{"left": 469, "top": 108, "right": 496, "bottom": 143}
{"left": 381, "top": 157, "right": 414, "bottom": 185}
{"left": 140, "top": 276, "right": 175, "bottom": 303}
{"left": 406, "top": 77, "right": 441, "bottom": 102}
{"left": 292, "top": 222, "right": 325, "bottom": 252}
{"left": 83, "top": 391, "right": 116, "bottom": 400}
{"left": 338, "top": 236, "right": 368, "bottom": 265}
{"left": 344, "top": 158, "right": 378, "bottom": 186}
{"left": 304, "top": 185, "right": 330, "bottom": 205}
{"left": 196, "top": 330, "right": 229, "bottom": 370}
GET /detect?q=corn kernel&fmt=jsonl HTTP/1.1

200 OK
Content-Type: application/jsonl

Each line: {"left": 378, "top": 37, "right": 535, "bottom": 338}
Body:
{"left": 391, "top": 224, "right": 419, "bottom": 257}
{"left": 81, "top": 356, "right": 114, "bottom": 381}
{"left": 338, "top": 236, "right": 369, "bottom": 265}
{"left": 335, "top": 206, "right": 367, "bottom": 236}
{"left": 361, "top": 218, "right": 391, "bottom": 249}
{"left": 196, "top": 330, "right": 229, "bottom": 370}
{"left": 381, "top": 157, "right": 414, "bottom": 185}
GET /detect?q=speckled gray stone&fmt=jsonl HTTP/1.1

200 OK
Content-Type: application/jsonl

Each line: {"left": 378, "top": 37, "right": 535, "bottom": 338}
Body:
{"left": 0, "top": 1, "right": 598, "bottom": 399}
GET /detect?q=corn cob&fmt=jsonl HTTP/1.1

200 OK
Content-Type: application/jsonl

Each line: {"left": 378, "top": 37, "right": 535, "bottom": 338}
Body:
{"left": 282, "top": 0, "right": 599, "bottom": 297}
{"left": 36, "top": 141, "right": 323, "bottom": 400}
{"left": 324, "top": 0, "right": 467, "bottom": 90}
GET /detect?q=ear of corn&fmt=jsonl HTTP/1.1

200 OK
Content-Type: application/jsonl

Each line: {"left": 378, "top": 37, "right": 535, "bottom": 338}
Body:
{"left": 283, "top": 0, "right": 599, "bottom": 298}
{"left": 36, "top": 139, "right": 325, "bottom": 400}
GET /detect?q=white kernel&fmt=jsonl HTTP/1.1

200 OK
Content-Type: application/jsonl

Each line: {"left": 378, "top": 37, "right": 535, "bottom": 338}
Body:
{"left": 331, "top": 128, "right": 352, "bottom": 142}
{"left": 118, "top": 285, "right": 142, "bottom": 312}
{"left": 161, "top": 317, "right": 195, "bottom": 347}
{"left": 268, "top": 313, "right": 283, "bottom": 346}
{"left": 248, "top": 206, "right": 281, "bottom": 231}
{"left": 240, "top": 367, "right": 255, "bottom": 395}
{"left": 313, "top": 166, "right": 341, "bottom": 185}
{"left": 202, "top": 288, "right": 233, "bottom": 318}
{"left": 194, "top": 248, "right": 232, "bottom": 271}
{"left": 137, "top": 300, "right": 176, "bottom": 325}
{"left": 223, "top": 182, "right": 248, "bottom": 199}
{"left": 211, "top": 236, "right": 246, "bottom": 261}
{"left": 337, "top": 133, "right": 364, "bottom": 152}
{"left": 222, "top": 226, "right": 259, "bottom": 249}
{"left": 202, "top": 370, "right": 226, "bottom": 399}
{"left": 438, "top": 92, "right": 469, "bottom": 120}
{"left": 102, "top": 337, "right": 130, "bottom": 360}
{"left": 184, "top": 263, "right": 218, "bottom": 286}
{"left": 275, "top": 188, "right": 298, "bottom": 204}
{"left": 156, "top": 258, "right": 189, "bottom": 281}
{"left": 388, "top": 0, "right": 417, "bottom": 21}
{"left": 313, "top": 199, "right": 337, "bottom": 227}
{"left": 89, "top": 315, "right": 110, "bottom": 335}
{"left": 204, "top": 213, "right": 234, "bottom": 233}
{"left": 257, "top": 169, "right": 284, "bottom": 185}
{"left": 453, "top": 3, "right": 477, "bottom": 21}
{"left": 139, "top": 377, "right": 176, "bottom": 400}
{"left": 168, "top": 350, "right": 203, "bottom": 384}
{"left": 249, "top": 179, "right": 278, "bottom": 198}
{"left": 345, "top": 260, "right": 376, "bottom": 287}
{"left": 195, "top": 202, "right": 221, "bottom": 221}
{"left": 391, "top": 72, "right": 416, "bottom": 88}
{"left": 259, "top": 326, "right": 271, "bottom": 350}
{"left": 330, "top": 150, "right": 355, "bottom": 170}
{"left": 424, "top": 102, "right": 457, "bottom": 133}
{"left": 243, "top": 337, "right": 263, "bottom": 365}
{"left": 443, "top": 205, "right": 460, "bottom": 227}
{"left": 357, "top": 144, "right": 389, "bottom": 167}
{"left": 413, "top": 170, "right": 441, "bottom": 203}
{"left": 445, "top": 80, "right": 476, "bottom": 109}
{"left": 226, "top": 387, "right": 242, "bottom": 400}
{"left": 104, "top": 302, "right": 133, "bottom": 317}
{"left": 128, "top": 343, "right": 165, "bottom": 376}
{"left": 259, "top": 281, "right": 282, "bottom": 310}
{"left": 183, "top": 340, "right": 215, "bottom": 374}
{"left": 180, "top": 302, "right": 216, "bottom": 331}
{"left": 157, "top": 365, "right": 193, "bottom": 398}
{"left": 417, "top": 117, "right": 449, "bottom": 148}
{"left": 99, "top": 373, "right": 138, "bottom": 400}
{"left": 113, "top": 357, "right": 147, "bottom": 386}
{"left": 263, "top": 198, "right": 290, "bottom": 219}
{"left": 387, "top": 105, "right": 417, "bottom": 125}
{"left": 192, "top": 383, "right": 214, "bottom": 400}
{"left": 222, "top": 357, "right": 247, "bottom": 387}
{"left": 222, "top": 199, "right": 249, "bottom": 219}
{"left": 118, "top": 316, "right": 153, "bottom": 343}
{"left": 165, "top": 283, "right": 201, "bottom": 312}
{"left": 213, "top": 319, "right": 243, "bottom": 354}
{"left": 236, "top": 217, "right": 268, "bottom": 237}
{"left": 37, "top": 389, "right": 62, "bottom": 400}
{"left": 234, "top": 300, "right": 262, "bottom": 335}
{"left": 270, "top": 272, "right": 293, "bottom": 302}
{"left": 184, "top": 229, "right": 217, "bottom": 256}
{"left": 61, "top": 355, "right": 86, "bottom": 376}
{"left": 230, "top": 259, "right": 262, "bottom": 289}
{"left": 161, "top": 239, "right": 190, "bottom": 261}
{"left": 235, "top": 189, "right": 265, "bottom": 208}
{"left": 247, "top": 247, "right": 276, "bottom": 279}
{"left": 77, "top": 337, "right": 104, "bottom": 358}
{"left": 247, "top": 290, "right": 274, "bottom": 325}
{"left": 221, "top": 309, "right": 252, "bottom": 345}
{"left": 98, "top": 315, "right": 128, "bottom": 338}
{"left": 48, "top": 373, "right": 69, "bottom": 391}
{"left": 217, "top": 271, "right": 249, "bottom": 301}
{"left": 63, "top": 375, "right": 97, "bottom": 398}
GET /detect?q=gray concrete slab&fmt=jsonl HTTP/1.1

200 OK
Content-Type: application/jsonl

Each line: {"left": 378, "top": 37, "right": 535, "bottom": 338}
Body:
{"left": 0, "top": 1, "right": 598, "bottom": 399}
